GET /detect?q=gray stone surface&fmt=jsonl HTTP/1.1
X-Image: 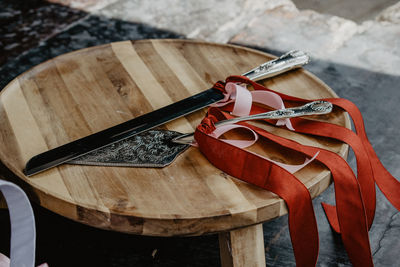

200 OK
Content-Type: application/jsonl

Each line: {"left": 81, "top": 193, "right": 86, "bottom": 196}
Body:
{"left": 89, "top": 0, "right": 400, "bottom": 76}
{"left": 292, "top": 0, "right": 399, "bottom": 22}
{"left": 232, "top": 7, "right": 359, "bottom": 59}
{"left": 372, "top": 212, "right": 400, "bottom": 266}
{"left": 95, "top": 0, "right": 296, "bottom": 43}
{"left": 377, "top": 1, "right": 400, "bottom": 23}
{"left": 231, "top": 5, "right": 400, "bottom": 76}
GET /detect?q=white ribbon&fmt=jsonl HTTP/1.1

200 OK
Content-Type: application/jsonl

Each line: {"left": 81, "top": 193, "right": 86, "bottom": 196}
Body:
{"left": 0, "top": 180, "right": 36, "bottom": 267}
{"left": 210, "top": 82, "right": 294, "bottom": 130}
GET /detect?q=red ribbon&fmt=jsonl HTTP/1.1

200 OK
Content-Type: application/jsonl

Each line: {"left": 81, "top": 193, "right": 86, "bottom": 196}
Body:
{"left": 194, "top": 76, "right": 400, "bottom": 266}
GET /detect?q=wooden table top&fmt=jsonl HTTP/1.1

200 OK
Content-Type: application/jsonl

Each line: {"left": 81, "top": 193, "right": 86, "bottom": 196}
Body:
{"left": 0, "top": 39, "right": 349, "bottom": 236}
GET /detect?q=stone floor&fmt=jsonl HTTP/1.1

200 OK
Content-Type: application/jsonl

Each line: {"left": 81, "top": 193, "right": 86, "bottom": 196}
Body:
{"left": 0, "top": 0, "right": 400, "bottom": 266}
{"left": 292, "top": 0, "right": 399, "bottom": 22}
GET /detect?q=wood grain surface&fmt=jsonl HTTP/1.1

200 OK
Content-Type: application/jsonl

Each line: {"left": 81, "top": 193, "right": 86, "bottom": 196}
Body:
{"left": 0, "top": 39, "right": 350, "bottom": 236}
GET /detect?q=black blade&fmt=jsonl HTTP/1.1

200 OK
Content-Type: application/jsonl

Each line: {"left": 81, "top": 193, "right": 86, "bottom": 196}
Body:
{"left": 24, "top": 88, "right": 224, "bottom": 176}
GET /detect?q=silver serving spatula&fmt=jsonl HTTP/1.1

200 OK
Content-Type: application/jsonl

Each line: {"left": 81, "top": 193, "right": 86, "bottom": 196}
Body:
{"left": 68, "top": 101, "right": 332, "bottom": 167}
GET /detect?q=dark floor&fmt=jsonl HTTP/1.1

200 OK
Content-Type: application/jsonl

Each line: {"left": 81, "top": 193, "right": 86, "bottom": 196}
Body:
{"left": 1, "top": 1, "right": 400, "bottom": 266}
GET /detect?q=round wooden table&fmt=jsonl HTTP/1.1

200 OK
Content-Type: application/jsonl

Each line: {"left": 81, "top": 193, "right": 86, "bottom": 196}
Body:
{"left": 0, "top": 39, "right": 349, "bottom": 266}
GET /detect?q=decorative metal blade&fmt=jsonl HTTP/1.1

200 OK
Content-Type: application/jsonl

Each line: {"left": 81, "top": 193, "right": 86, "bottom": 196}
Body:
{"left": 68, "top": 130, "right": 189, "bottom": 168}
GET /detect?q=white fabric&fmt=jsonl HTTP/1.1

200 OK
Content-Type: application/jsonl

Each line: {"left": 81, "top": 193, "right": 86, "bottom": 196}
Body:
{"left": 0, "top": 180, "right": 35, "bottom": 267}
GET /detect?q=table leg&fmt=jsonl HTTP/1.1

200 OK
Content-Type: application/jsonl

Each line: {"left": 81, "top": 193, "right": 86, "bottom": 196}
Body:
{"left": 219, "top": 223, "right": 266, "bottom": 267}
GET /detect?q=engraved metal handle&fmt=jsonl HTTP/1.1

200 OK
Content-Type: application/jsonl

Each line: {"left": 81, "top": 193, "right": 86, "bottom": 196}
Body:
{"left": 243, "top": 50, "right": 310, "bottom": 81}
{"left": 172, "top": 101, "right": 332, "bottom": 145}
{"left": 216, "top": 100, "right": 331, "bottom": 126}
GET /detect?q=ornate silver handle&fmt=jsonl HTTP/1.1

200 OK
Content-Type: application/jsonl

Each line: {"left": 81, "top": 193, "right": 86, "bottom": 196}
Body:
{"left": 215, "top": 100, "right": 331, "bottom": 126}
{"left": 243, "top": 50, "right": 310, "bottom": 81}
{"left": 172, "top": 101, "right": 332, "bottom": 145}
